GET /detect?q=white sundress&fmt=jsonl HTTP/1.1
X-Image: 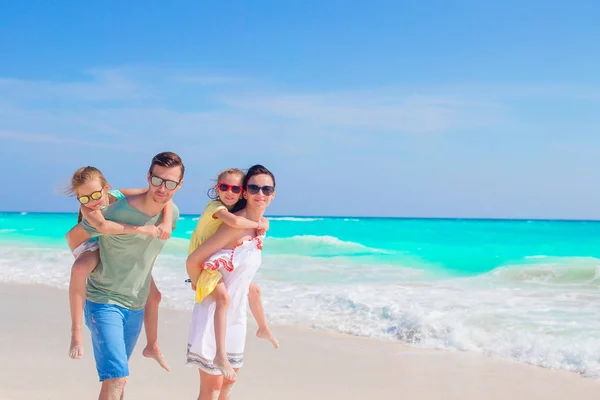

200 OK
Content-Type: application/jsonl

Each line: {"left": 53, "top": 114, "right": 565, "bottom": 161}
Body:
{"left": 186, "top": 236, "right": 264, "bottom": 374}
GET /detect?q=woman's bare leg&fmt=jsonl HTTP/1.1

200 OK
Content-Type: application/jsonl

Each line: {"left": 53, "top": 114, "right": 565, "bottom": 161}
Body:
{"left": 198, "top": 368, "right": 239, "bottom": 400}
{"left": 142, "top": 277, "right": 171, "bottom": 371}
{"left": 68, "top": 250, "right": 99, "bottom": 359}
{"left": 212, "top": 281, "right": 236, "bottom": 380}
{"left": 198, "top": 369, "right": 223, "bottom": 400}
{"left": 218, "top": 370, "right": 239, "bottom": 400}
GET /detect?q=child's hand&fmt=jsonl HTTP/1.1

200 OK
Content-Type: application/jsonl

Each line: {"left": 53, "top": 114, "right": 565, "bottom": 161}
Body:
{"left": 257, "top": 217, "right": 269, "bottom": 232}
{"left": 138, "top": 225, "right": 159, "bottom": 237}
{"left": 157, "top": 221, "right": 172, "bottom": 240}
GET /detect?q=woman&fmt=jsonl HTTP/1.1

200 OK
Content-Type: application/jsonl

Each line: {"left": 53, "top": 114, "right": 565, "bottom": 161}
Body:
{"left": 186, "top": 164, "right": 276, "bottom": 400}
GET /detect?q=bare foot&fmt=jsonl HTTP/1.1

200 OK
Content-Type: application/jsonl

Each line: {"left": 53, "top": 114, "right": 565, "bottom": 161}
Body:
{"left": 213, "top": 353, "right": 236, "bottom": 381}
{"left": 69, "top": 330, "right": 84, "bottom": 359}
{"left": 256, "top": 328, "right": 279, "bottom": 349}
{"left": 142, "top": 345, "right": 171, "bottom": 372}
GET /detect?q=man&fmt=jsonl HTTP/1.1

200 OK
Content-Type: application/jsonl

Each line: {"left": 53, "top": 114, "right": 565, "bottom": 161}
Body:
{"left": 66, "top": 151, "right": 184, "bottom": 400}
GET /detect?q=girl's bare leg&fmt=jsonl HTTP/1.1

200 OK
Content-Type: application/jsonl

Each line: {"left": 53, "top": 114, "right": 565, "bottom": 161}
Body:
{"left": 68, "top": 250, "right": 99, "bottom": 359}
{"left": 248, "top": 283, "right": 279, "bottom": 348}
{"left": 142, "top": 277, "right": 171, "bottom": 371}
{"left": 212, "top": 281, "right": 236, "bottom": 380}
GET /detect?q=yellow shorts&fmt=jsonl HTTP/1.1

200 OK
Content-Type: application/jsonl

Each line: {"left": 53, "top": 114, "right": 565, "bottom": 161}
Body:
{"left": 195, "top": 269, "right": 222, "bottom": 303}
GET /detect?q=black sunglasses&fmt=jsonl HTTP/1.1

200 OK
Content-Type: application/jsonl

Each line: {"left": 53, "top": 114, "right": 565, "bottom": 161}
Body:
{"left": 150, "top": 174, "right": 180, "bottom": 190}
{"left": 246, "top": 184, "right": 274, "bottom": 196}
{"left": 218, "top": 183, "right": 242, "bottom": 194}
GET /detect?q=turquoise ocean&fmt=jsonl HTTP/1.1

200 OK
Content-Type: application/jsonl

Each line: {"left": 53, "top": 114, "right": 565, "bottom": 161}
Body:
{"left": 2, "top": 212, "right": 600, "bottom": 377}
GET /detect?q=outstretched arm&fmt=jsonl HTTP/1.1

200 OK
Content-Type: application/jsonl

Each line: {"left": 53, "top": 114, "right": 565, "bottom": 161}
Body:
{"left": 214, "top": 209, "right": 269, "bottom": 231}
{"left": 119, "top": 187, "right": 173, "bottom": 240}
{"left": 157, "top": 200, "right": 173, "bottom": 240}
{"left": 118, "top": 188, "right": 148, "bottom": 196}
{"left": 186, "top": 224, "right": 240, "bottom": 285}
{"left": 81, "top": 206, "right": 158, "bottom": 237}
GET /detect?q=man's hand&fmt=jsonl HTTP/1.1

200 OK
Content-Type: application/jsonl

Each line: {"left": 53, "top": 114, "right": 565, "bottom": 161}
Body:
{"left": 157, "top": 221, "right": 172, "bottom": 240}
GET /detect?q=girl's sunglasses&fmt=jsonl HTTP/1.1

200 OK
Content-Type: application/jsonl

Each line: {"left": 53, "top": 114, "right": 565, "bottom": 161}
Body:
{"left": 150, "top": 174, "right": 180, "bottom": 190}
{"left": 247, "top": 184, "right": 274, "bottom": 196}
{"left": 78, "top": 190, "right": 103, "bottom": 204}
{"left": 218, "top": 183, "right": 242, "bottom": 194}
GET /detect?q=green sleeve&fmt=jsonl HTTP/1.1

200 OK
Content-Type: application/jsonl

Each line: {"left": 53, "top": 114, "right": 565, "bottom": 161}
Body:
{"left": 109, "top": 190, "right": 126, "bottom": 201}
{"left": 81, "top": 217, "right": 102, "bottom": 237}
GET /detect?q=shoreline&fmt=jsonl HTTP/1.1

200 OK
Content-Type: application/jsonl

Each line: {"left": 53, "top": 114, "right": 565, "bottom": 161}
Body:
{"left": 1, "top": 282, "right": 599, "bottom": 399}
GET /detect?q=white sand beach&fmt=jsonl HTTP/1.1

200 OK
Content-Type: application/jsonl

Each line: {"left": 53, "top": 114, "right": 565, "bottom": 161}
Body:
{"left": 0, "top": 282, "right": 598, "bottom": 400}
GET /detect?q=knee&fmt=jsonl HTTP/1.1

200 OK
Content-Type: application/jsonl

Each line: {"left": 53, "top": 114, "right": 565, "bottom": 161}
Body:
{"left": 147, "top": 288, "right": 162, "bottom": 305}
{"left": 215, "top": 287, "right": 230, "bottom": 306}
{"left": 200, "top": 381, "right": 223, "bottom": 398}
{"left": 102, "top": 377, "right": 127, "bottom": 393}
{"left": 114, "top": 377, "right": 127, "bottom": 388}
{"left": 71, "top": 257, "right": 94, "bottom": 277}
{"left": 249, "top": 283, "right": 261, "bottom": 298}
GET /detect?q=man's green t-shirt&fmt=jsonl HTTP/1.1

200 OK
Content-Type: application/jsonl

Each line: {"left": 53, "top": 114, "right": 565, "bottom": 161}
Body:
{"left": 81, "top": 198, "right": 179, "bottom": 310}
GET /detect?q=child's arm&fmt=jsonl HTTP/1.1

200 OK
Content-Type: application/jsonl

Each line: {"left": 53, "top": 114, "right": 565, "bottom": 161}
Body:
{"left": 117, "top": 188, "right": 148, "bottom": 196}
{"left": 214, "top": 209, "right": 269, "bottom": 231}
{"left": 119, "top": 188, "right": 173, "bottom": 240}
{"left": 80, "top": 206, "right": 158, "bottom": 237}
{"left": 157, "top": 200, "right": 173, "bottom": 240}
{"left": 256, "top": 217, "right": 269, "bottom": 236}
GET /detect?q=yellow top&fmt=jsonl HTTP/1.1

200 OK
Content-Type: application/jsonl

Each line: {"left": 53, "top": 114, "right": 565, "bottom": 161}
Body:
{"left": 187, "top": 200, "right": 228, "bottom": 255}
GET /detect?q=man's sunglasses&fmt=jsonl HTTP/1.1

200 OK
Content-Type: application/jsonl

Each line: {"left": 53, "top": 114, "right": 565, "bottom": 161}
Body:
{"left": 218, "top": 183, "right": 242, "bottom": 194}
{"left": 246, "top": 184, "right": 274, "bottom": 196}
{"left": 78, "top": 190, "right": 103, "bottom": 205}
{"left": 150, "top": 174, "right": 180, "bottom": 190}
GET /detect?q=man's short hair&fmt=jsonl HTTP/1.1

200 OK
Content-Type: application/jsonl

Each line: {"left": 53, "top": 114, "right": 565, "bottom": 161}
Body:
{"left": 149, "top": 151, "right": 185, "bottom": 179}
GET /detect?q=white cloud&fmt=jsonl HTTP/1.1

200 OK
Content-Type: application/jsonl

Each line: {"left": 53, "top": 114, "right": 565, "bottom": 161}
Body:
{"left": 0, "top": 69, "right": 146, "bottom": 101}
{"left": 0, "top": 130, "right": 65, "bottom": 143}
{"left": 171, "top": 74, "right": 246, "bottom": 85}
{"left": 3, "top": 66, "right": 597, "bottom": 160}
{"left": 0, "top": 129, "right": 144, "bottom": 152}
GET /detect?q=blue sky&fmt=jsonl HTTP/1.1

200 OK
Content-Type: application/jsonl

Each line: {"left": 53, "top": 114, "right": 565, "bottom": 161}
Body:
{"left": 1, "top": 1, "right": 599, "bottom": 218}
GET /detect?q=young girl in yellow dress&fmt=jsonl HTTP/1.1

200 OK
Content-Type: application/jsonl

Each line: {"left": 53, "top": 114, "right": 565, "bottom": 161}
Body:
{"left": 188, "top": 168, "right": 278, "bottom": 380}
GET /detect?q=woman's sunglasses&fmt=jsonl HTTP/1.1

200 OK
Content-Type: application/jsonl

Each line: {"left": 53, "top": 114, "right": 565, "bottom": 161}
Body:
{"left": 218, "top": 183, "right": 242, "bottom": 194}
{"left": 78, "top": 190, "right": 103, "bottom": 204}
{"left": 246, "top": 184, "right": 275, "bottom": 196}
{"left": 150, "top": 174, "right": 180, "bottom": 190}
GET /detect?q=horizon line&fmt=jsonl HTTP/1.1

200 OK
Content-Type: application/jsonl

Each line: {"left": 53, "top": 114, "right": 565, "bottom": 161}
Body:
{"left": 2, "top": 210, "right": 600, "bottom": 223}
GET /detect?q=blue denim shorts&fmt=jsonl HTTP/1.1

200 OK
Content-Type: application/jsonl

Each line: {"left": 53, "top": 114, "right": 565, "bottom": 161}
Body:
{"left": 84, "top": 300, "right": 145, "bottom": 381}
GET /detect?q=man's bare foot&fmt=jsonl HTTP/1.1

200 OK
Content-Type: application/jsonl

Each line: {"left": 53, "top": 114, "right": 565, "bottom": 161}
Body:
{"left": 256, "top": 328, "right": 279, "bottom": 349}
{"left": 213, "top": 353, "right": 236, "bottom": 381}
{"left": 142, "top": 345, "right": 171, "bottom": 372}
{"left": 69, "top": 330, "right": 84, "bottom": 359}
